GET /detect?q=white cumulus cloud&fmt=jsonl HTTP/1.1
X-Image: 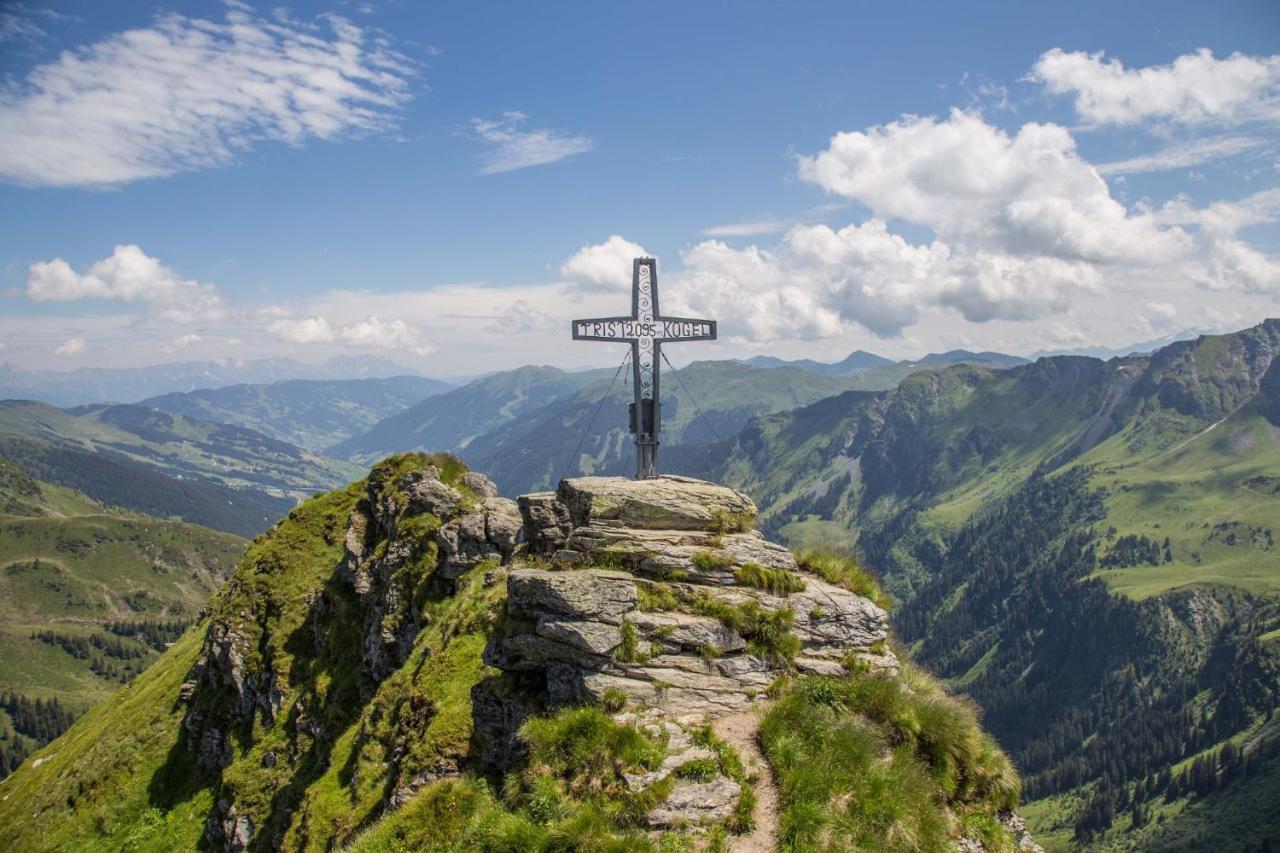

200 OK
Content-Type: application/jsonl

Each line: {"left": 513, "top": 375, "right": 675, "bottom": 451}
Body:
{"left": 471, "top": 111, "right": 593, "bottom": 175}
{"left": 26, "top": 244, "right": 226, "bottom": 323}
{"left": 560, "top": 234, "right": 651, "bottom": 292}
{"left": 267, "top": 316, "right": 336, "bottom": 344}
{"left": 0, "top": 7, "right": 414, "bottom": 187}
{"left": 338, "top": 315, "right": 432, "bottom": 354}
{"left": 796, "top": 110, "right": 1184, "bottom": 264}
{"left": 268, "top": 313, "right": 431, "bottom": 354}
{"left": 1031, "top": 48, "right": 1280, "bottom": 126}
{"left": 54, "top": 336, "right": 86, "bottom": 356}
{"left": 667, "top": 222, "right": 1101, "bottom": 340}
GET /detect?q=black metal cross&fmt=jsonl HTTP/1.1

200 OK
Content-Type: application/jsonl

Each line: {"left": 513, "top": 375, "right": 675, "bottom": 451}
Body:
{"left": 572, "top": 257, "right": 716, "bottom": 479}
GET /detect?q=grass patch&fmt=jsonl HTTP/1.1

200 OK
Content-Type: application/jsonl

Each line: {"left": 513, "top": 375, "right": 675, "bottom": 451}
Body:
{"left": 761, "top": 664, "right": 1020, "bottom": 852}
{"left": 692, "top": 596, "right": 802, "bottom": 665}
{"left": 709, "top": 510, "right": 755, "bottom": 535}
{"left": 734, "top": 562, "right": 806, "bottom": 594}
{"left": 691, "top": 550, "right": 735, "bottom": 573}
{"left": 637, "top": 582, "right": 679, "bottom": 612}
{"left": 795, "top": 547, "right": 892, "bottom": 611}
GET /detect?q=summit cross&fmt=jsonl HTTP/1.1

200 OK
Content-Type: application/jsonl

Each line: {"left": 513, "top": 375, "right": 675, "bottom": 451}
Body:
{"left": 572, "top": 257, "right": 716, "bottom": 479}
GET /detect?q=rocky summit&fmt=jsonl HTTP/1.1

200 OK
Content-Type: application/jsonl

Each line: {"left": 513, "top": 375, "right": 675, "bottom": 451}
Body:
{"left": 488, "top": 475, "right": 896, "bottom": 718}
{"left": 0, "top": 453, "right": 1034, "bottom": 852}
{"left": 475, "top": 474, "right": 899, "bottom": 830}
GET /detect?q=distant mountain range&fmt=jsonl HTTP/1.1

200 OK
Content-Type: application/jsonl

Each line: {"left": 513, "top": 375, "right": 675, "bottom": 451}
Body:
{"left": 329, "top": 364, "right": 611, "bottom": 464}
{"left": 1032, "top": 328, "right": 1205, "bottom": 360}
{"left": 0, "top": 354, "right": 427, "bottom": 407}
{"left": 460, "top": 360, "right": 875, "bottom": 494}
{"left": 138, "top": 375, "right": 452, "bottom": 453}
{"left": 738, "top": 348, "right": 894, "bottom": 375}
{"left": 0, "top": 400, "right": 362, "bottom": 536}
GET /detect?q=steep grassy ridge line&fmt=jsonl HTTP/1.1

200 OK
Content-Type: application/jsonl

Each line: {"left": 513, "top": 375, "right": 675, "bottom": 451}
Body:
{"left": 138, "top": 375, "right": 452, "bottom": 453}
{"left": 0, "top": 399, "right": 361, "bottom": 501}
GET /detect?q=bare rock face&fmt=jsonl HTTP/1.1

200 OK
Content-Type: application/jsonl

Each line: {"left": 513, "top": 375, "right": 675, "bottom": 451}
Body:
{"left": 483, "top": 475, "right": 896, "bottom": 791}
{"left": 481, "top": 475, "right": 900, "bottom": 831}
{"left": 554, "top": 475, "right": 758, "bottom": 531}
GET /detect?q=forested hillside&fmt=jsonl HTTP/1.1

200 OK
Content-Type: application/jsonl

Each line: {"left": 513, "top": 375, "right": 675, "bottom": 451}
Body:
{"left": 704, "top": 319, "right": 1280, "bottom": 849}
{"left": 0, "top": 458, "right": 245, "bottom": 778}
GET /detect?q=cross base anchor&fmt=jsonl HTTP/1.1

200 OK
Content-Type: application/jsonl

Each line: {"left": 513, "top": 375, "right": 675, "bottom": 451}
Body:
{"left": 635, "top": 435, "right": 659, "bottom": 479}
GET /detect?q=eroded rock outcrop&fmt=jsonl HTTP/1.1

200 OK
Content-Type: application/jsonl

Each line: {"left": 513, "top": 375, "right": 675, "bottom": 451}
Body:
{"left": 479, "top": 474, "right": 895, "bottom": 829}
{"left": 487, "top": 476, "right": 894, "bottom": 718}
{"left": 181, "top": 459, "right": 519, "bottom": 850}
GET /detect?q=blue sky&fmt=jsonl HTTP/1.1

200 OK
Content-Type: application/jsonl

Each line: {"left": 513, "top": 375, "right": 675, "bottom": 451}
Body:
{"left": 1, "top": 0, "right": 1278, "bottom": 375}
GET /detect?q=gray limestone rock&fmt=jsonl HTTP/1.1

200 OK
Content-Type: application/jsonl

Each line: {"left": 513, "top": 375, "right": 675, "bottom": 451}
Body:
{"left": 507, "top": 568, "right": 638, "bottom": 622}
{"left": 535, "top": 616, "right": 624, "bottom": 656}
{"left": 557, "top": 475, "right": 757, "bottom": 532}
{"left": 646, "top": 778, "right": 742, "bottom": 827}
{"left": 463, "top": 470, "right": 500, "bottom": 499}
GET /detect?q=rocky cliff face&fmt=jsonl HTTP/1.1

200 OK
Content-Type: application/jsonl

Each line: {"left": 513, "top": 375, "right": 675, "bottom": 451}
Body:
{"left": 472, "top": 475, "right": 898, "bottom": 830}
{"left": 487, "top": 476, "right": 895, "bottom": 718}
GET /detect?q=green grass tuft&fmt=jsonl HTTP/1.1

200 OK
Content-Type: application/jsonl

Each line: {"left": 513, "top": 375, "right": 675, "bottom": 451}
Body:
{"left": 734, "top": 562, "right": 806, "bottom": 594}
{"left": 795, "top": 547, "right": 892, "bottom": 611}
{"left": 761, "top": 663, "right": 1021, "bottom": 852}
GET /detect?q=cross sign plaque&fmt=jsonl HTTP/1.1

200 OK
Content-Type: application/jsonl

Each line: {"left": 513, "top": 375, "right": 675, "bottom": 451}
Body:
{"left": 572, "top": 257, "right": 716, "bottom": 479}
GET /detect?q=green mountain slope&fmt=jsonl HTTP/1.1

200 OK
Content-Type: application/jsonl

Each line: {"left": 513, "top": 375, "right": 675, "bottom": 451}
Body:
{"left": 0, "top": 400, "right": 361, "bottom": 501}
{"left": 330, "top": 365, "right": 607, "bottom": 464}
{"left": 138, "top": 375, "right": 452, "bottom": 453}
{"left": 0, "top": 458, "right": 245, "bottom": 777}
{"left": 462, "top": 361, "right": 879, "bottom": 496}
{"left": 0, "top": 456, "right": 1027, "bottom": 852}
{"left": 708, "top": 319, "right": 1280, "bottom": 848}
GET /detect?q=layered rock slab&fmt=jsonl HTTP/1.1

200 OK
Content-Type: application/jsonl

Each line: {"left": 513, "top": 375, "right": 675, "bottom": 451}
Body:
{"left": 481, "top": 474, "right": 896, "bottom": 829}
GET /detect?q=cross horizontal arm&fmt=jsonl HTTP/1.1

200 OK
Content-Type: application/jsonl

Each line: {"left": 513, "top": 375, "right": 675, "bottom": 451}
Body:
{"left": 656, "top": 317, "right": 717, "bottom": 341}
{"left": 572, "top": 317, "right": 646, "bottom": 341}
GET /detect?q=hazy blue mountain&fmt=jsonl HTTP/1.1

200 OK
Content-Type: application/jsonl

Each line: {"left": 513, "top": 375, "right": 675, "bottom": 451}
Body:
{"left": 0, "top": 400, "right": 361, "bottom": 504}
{"left": 138, "top": 375, "right": 452, "bottom": 452}
{"left": 330, "top": 365, "right": 610, "bottom": 464}
{"left": 738, "top": 348, "right": 893, "bottom": 375}
{"left": 459, "top": 361, "right": 876, "bottom": 495}
{"left": 838, "top": 349, "right": 1030, "bottom": 391}
{"left": 1032, "top": 328, "right": 1205, "bottom": 360}
{"left": 0, "top": 354, "right": 424, "bottom": 407}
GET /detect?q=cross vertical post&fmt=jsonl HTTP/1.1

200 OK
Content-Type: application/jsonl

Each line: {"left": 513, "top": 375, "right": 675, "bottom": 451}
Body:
{"left": 571, "top": 257, "right": 716, "bottom": 479}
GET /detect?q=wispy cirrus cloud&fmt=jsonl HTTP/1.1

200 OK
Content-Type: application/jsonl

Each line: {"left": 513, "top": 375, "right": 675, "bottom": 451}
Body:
{"left": 0, "top": 6, "right": 416, "bottom": 188}
{"left": 1097, "top": 135, "right": 1266, "bottom": 175}
{"left": 471, "top": 111, "right": 593, "bottom": 174}
{"left": 700, "top": 219, "right": 789, "bottom": 238}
